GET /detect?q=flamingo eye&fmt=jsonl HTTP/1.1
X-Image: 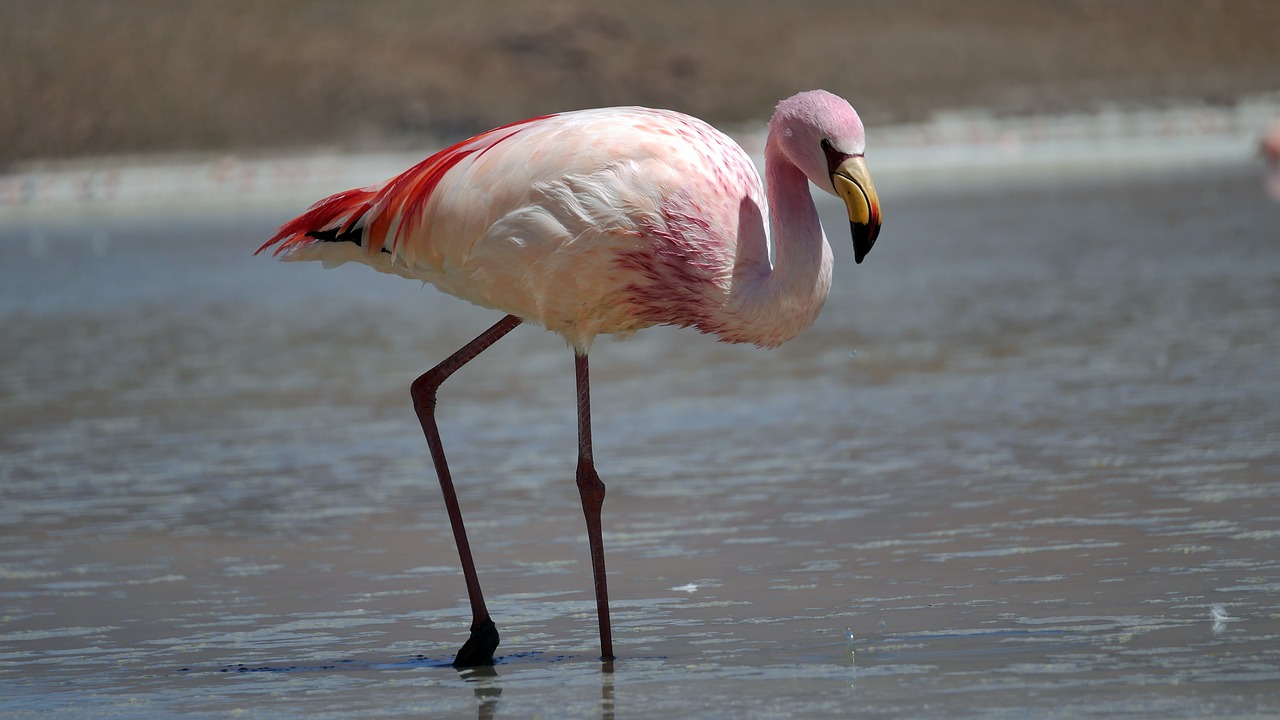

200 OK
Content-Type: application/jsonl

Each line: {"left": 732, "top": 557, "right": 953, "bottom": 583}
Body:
{"left": 820, "top": 138, "right": 843, "bottom": 174}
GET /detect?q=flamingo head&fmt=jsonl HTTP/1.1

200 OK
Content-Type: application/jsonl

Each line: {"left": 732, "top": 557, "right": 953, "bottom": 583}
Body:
{"left": 771, "top": 90, "right": 882, "bottom": 264}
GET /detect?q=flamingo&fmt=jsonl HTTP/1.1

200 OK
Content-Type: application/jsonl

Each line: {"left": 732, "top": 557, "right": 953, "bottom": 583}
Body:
{"left": 257, "top": 89, "right": 882, "bottom": 667}
{"left": 1263, "top": 122, "right": 1280, "bottom": 166}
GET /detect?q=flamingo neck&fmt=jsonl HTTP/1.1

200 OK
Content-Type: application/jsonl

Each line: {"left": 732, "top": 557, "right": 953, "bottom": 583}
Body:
{"left": 723, "top": 137, "right": 833, "bottom": 348}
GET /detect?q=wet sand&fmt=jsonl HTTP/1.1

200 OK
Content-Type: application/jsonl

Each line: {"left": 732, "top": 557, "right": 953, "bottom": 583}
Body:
{"left": 2, "top": 163, "right": 1279, "bottom": 717}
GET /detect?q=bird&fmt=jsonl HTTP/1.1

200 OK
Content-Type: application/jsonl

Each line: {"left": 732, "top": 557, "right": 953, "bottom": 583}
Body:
{"left": 1263, "top": 122, "right": 1280, "bottom": 166}
{"left": 257, "top": 89, "right": 882, "bottom": 667}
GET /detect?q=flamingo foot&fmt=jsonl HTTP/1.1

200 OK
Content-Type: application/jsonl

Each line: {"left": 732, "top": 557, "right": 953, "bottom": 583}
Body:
{"left": 452, "top": 618, "right": 500, "bottom": 668}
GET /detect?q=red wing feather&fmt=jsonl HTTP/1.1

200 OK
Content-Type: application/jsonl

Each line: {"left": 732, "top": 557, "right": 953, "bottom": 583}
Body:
{"left": 255, "top": 187, "right": 377, "bottom": 256}
{"left": 257, "top": 114, "right": 554, "bottom": 259}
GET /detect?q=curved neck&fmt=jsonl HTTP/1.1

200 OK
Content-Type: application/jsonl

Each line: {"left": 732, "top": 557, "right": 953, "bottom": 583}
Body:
{"left": 720, "top": 136, "right": 833, "bottom": 348}
{"left": 765, "top": 139, "right": 829, "bottom": 282}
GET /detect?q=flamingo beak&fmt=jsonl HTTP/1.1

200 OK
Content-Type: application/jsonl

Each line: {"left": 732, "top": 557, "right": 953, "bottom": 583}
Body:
{"left": 832, "top": 156, "right": 881, "bottom": 264}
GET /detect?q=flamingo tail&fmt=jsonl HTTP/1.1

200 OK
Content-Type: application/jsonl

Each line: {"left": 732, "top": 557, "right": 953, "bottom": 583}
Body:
{"left": 256, "top": 113, "right": 555, "bottom": 263}
{"left": 255, "top": 186, "right": 381, "bottom": 258}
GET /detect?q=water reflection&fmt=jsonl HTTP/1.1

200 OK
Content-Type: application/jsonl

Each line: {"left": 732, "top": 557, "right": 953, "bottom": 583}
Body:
{"left": 600, "top": 661, "right": 616, "bottom": 720}
{"left": 457, "top": 665, "right": 502, "bottom": 720}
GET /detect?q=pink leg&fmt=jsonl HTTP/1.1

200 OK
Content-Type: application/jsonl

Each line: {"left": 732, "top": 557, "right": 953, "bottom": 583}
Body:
{"left": 410, "top": 314, "right": 522, "bottom": 668}
{"left": 575, "top": 352, "right": 615, "bottom": 661}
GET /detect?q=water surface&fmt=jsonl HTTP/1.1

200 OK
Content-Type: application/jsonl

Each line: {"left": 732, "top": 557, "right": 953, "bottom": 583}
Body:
{"left": 2, "top": 164, "right": 1278, "bottom": 718}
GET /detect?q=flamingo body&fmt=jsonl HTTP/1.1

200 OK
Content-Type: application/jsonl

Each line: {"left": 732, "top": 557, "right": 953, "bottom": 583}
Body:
{"left": 260, "top": 93, "right": 876, "bottom": 350}
{"left": 258, "top": 91, "right": 882, "bottom": 665}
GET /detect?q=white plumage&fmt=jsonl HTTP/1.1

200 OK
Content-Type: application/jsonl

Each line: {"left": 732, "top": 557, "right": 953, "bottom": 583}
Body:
{"left": 259, "top": 90, "right": 882, "bottom": 666}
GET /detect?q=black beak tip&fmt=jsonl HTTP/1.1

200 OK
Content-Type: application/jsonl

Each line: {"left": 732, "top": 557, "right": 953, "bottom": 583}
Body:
{"left": 852, "top": 221, "right": 879, "bottom": 265}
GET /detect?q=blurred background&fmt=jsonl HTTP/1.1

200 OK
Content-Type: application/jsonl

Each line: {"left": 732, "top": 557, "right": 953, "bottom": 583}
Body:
{"left": 3, "top": 2, "right": 1280, "bottom": 718}
{"left": 3, "top": 0, "right": 1279, "bottom": 164}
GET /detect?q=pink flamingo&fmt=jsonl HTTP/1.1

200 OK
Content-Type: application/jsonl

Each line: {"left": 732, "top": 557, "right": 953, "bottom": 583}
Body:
{"left": 257, "top": 90, "right": 882, "bottom": 667}
{"left": 1262, "top": 123, "right": 1280, "bottom": 202}
{"left": 1263, "top": 122, "right": 1280, "bottom": 166}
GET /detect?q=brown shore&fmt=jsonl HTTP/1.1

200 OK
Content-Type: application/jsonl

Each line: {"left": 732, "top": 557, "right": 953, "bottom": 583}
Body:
{"left": 2, "top": 0, "right": 1279, "bottom": 165}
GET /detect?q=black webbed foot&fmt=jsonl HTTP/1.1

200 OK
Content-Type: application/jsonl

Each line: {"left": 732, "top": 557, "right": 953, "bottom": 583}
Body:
{"left": 452, "top": 618, "right": 500, "bottom": 668}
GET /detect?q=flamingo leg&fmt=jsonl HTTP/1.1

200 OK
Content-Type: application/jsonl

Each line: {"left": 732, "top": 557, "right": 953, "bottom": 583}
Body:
{"left": 410, "top": 314, "right": 522, "bottom": 667}
{"left": 574, "top": 352, "right": 615, "bottom": 661}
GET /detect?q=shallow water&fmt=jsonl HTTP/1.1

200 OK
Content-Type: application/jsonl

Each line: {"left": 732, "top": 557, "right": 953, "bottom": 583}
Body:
{"left": 2, "top": 165, "right": 1279, "bottom": 718}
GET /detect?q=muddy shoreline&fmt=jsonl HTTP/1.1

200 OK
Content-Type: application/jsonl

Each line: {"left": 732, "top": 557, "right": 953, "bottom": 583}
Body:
{"left": 4, "top": 0, "right": 1279, "bottom": 164}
